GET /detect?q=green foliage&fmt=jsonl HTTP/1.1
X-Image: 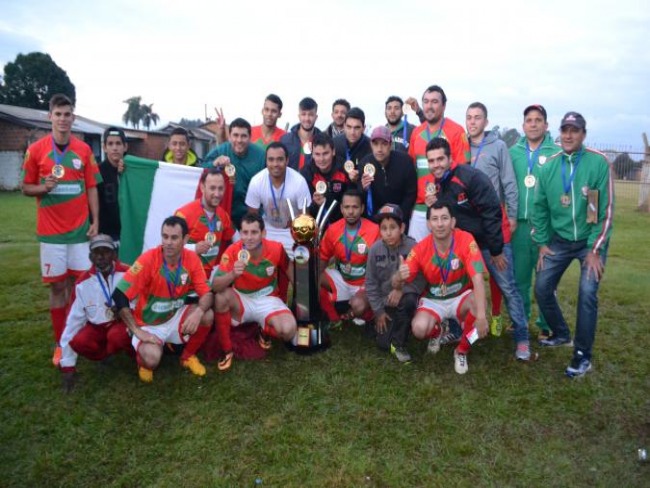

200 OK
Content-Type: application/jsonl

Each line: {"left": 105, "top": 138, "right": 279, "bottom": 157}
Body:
{"left": 122, "top": 96, "right": 160, "bottom": 130}
{"left": 0, "top": 187, "right": 648, "bottom": 487}
{"left": 178, "top": 118, "right": 205, "bottom": 128}
{"left": 0, "top": 52, "right": 76, "bottom": 109}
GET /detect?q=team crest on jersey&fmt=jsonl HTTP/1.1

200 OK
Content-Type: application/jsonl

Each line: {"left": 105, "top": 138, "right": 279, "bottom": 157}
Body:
{"left": 266, "top": 266, "right": 275, "bottom": 276}
{"left": 469, "top": 242, "right": 478, "bottom": 255}
{"left": 357, "top": 243, "right": 366, "bottom": 254}
{"left": 72, "top": 158, "right": 82, "bottom": 170}
{"left": 451, "top": 258, "right": 460, "bottom": 270}
{"left": 538, "top": 156, "right": 547, "bottom": 165}
{"left": 180, "top": 273, "right": 188, "bottom": 285}
{"left": 130, "top": 261, "right": 143, "bottom": 275}
{"left": 581, "top": 186, "right": 589, "bottom": 197}
{"left": 457, "top": 193, "right": 468, "bottom": 205}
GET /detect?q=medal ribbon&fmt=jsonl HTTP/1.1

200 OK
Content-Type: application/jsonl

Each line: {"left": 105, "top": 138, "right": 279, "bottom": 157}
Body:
{"left": 561, "top": 149, "right": 584, "bottom": 195}
{"left": 162, "top": 255, "right": 183, "bottom": 300}
{"left": 425, "top": 118, "right": 446, "bottom": 142}
{"left": 342, "top": 221, "right": 361, "bottom": 267}
{"left": 433, "top": 234, "right": 455, "bottom": 290}
{"left": 268, "top": 173, "right": 286, "bottom": 215}
{"left": 201, "top": 201, "right": 217, "bottom": 233}
{"left": 525, "top": 142, "right": 541, "bottom": 175}
{"left": 471, "top": 135, "right": 487, "bottom": 167}
{"left": 51, "top": 137, "right": 70, "bottom": 167}
{"left": 402, "top": 116, "right": 408, "bottom": 147}
{"left": 96, "top": 268, "right": 114, "bottom": 308}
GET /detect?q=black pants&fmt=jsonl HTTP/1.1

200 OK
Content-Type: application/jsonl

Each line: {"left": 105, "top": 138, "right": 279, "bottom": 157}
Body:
{"left": 376, "top": 293, "right": 419, "bottom": 350}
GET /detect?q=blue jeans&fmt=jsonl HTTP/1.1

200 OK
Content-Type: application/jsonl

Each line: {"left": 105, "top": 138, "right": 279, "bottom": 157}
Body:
{"left": 481, "top": 244, "right": 529, "bottom": 344}
{"left": 534, "top": 237, "right": 607, "bottom": 361}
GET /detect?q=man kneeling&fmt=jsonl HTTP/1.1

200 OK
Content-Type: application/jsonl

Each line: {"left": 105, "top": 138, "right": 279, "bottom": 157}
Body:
{"left": 393, "top": 202, "right": 488, "bottom": 374}
{"left": 112, "top": 216, "right": 214, "bottom": 383}
{"left": 212, "top": 213, "right": 296, "bottom": 369}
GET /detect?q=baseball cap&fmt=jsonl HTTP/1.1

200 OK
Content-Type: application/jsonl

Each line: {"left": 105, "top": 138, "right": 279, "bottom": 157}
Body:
{"left": 90, "top": 234, "right": 116, "bottom": 251}
{"left": 370, "top": 126, "right": 392, "bottom": 143}
{"left": 560, "top": 111, "right": 586, "bottom": 130}
{"left": 374, "top": 203, "right": 403, "bottom": 224}
{"left": 523, "top": 104, "right": 547, "bottom": 121}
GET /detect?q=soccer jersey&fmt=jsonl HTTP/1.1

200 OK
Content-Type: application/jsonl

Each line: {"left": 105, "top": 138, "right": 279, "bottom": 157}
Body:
{"left": 404, "top": 228, "right": 485, "bottom": 299}
{"left": 174, "top": 199, "right": 235, "bottom": 275}
{"left": 319, "top": 218, "right": 380, "bottom": 286}
{"left": 251, "top": 126, "right": 286, "bottom": 148}
{"left": 116, "top": 247, "right": 210, "bottom": 326}
{"left": 215, "top": 239, "right": 289, "bottom": 298}
{"left": 408, "top": 118, "right": 469, "bottom": 208}
{"left": 22, "top": 135, "right": 101, "bottom": 243}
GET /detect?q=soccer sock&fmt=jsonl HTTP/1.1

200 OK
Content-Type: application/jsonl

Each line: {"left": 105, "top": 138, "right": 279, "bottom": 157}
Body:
{"left": 489, "top": 276, "right": 502, "bottom": 316}
{"left": 427, "top": 323, "right": 442, "bottom": 339}
{"left": 215, "top": 311, "right": 232, "bottom": 353}
{"left": 319, "top": 287, "right": 339, "bottom": 321}
{"left": 262, "top": 323, "right": 280, "bottom": 339}
{"left": 50, "top": 307, "right": 67, "bottom": 344}
{"left": 182, "top": 325, "right": 210, "bottom": 360}
{"left": 457, "top": 311, "right": 477, "bottom": 355}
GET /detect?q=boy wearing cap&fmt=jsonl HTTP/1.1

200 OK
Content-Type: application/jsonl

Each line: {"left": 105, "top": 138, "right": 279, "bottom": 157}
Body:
{"left": 59, "top": 235, "right": 132, "bottom": 392}
{"left": 98, "top": 126, "right": 127, "bottom": 242}
{"left": 509, "top": 105, "right": 559, "bottom": 339}
{"left": 533, "top": 111, "right": 614, "bottom": 378}
{"left": 359, "top": 125, "right": 417, "bottom": 229}
{"left": 365, "top": 204, "right": 424, "bottom": 363}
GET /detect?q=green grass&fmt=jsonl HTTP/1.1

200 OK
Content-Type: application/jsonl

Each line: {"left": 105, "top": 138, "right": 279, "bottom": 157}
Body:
{"left": 1, "top": 187, "right": 649, "bottom": 487}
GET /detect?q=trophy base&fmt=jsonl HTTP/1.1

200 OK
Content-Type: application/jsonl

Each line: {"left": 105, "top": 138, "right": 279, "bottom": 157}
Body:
{"left": 285, "top": 320, "right": 331, "bottom": 355}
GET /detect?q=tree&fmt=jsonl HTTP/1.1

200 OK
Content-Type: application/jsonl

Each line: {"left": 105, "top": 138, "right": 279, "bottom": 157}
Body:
{"left": 490, "top": 125, "right": 521, "bottom": 148}
{"left": 0, "top": 52, "right": 76, "bottom": 109}
{"left": 141, "top": 104, "right": 160, "bottom": 130}
{"left": 122, "top": 97, "right": 159, "bottom": 130}
{"left": 177, "top": 118, "right": 204, "bottom": 128}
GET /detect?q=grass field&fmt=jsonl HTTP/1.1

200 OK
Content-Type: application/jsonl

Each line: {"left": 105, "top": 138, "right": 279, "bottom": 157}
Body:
{"left": 1, "top": 186, "right": 649, "bottom": 487}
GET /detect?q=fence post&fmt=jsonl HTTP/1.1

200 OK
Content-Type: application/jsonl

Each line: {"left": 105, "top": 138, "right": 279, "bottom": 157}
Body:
{"left": 639, "top": 133, "right": 650, "bottom": 212}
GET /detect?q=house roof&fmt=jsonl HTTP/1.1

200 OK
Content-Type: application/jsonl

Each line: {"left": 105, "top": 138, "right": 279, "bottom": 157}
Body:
{"left": 0, "top": 103, "right": 111, "bottom": 134}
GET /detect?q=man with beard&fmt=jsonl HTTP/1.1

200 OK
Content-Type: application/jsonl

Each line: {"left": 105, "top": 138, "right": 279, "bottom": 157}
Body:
{"left": 325, "top": 99, "right": 350, "bottom": 138}
{"left": 385, "top": 96, "right": 416, "bottom": 154}
{"left": 281, "top": 97, "right": 321, "bottom": 171}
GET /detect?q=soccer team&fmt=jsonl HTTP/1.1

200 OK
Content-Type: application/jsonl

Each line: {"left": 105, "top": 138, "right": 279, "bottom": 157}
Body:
{"left": 21, "top": 87, "right": 614, "bottom": 390}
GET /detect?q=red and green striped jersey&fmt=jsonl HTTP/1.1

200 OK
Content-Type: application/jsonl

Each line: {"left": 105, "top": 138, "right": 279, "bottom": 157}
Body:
{"left": 319, "top": 218, "right": 380, "bottom": 286}
{"left": 216, "top": 239, "right": 288, "bottom": 298}
{"left": 251, "top": 126, "right": 286, "bottom": 148}
{"left": 408, "top": 118, "right": 470, "bottom": 207}
{"left": 22, "top": 135, "right": 101, "bottom": 243}
{"left": 174, "top": 199, "right": 235, "bottom": 276}
{"left": 116, "top": 247, "right": 210, "bottom": 326}
{"left": 405, "top": 228, "right": 485, "bottom": 299}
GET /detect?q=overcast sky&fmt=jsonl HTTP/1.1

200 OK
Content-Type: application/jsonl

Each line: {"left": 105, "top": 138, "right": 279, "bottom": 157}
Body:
{"left": 1, "top": 0, "right": 648, "bottom": 153}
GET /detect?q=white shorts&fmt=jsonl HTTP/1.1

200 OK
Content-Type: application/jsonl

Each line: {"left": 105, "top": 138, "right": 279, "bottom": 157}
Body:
{"left": 40, "top": 242, "right": 91, "bottom": 282}
{"left": 324, "top": 268, "right": 363, "bottom": 302}
{"left": 233, "top": 289, "right": 292, "bottom": 328}
{"left": 407, "top": 209, "right": 428, "bottom": 243}
{"left": 131, "top": 305, "right": 192, "bottom": 350}
{"left": 417, "top": 289, "right": 473, "bottom": 324}
{"left": 265, "top": 226, "right": 295, "bottom": 260}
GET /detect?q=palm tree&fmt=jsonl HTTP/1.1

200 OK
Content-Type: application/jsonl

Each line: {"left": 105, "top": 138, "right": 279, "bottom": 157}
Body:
{"left": 122, "top": 96, "right": 143, "bottom": 129}
{"left": 141, "top": 103, "right": 160, "bottom": 130}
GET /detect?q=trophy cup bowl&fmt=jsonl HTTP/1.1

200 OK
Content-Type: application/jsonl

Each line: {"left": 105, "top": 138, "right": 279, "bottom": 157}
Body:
{"left": 290, "top": 213, "right": 317, "bottom": 245}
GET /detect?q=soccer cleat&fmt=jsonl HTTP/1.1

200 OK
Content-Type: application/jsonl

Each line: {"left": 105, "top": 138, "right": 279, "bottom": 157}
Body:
{"left": 390, "top": 344, "right": 412, "bottom": 364}
{"left": 217, "top": 351, "right": 234, "bottom": 371}
{"left": 490, "top": 315, "right": 503, "bottom": 337}
{"left": 539, "top": 335, "right": 573, "bottom": 348}
{"left": 258, "top": 332, "right": 272, "bottom": 351}
{"left": 438, "top": 320, "right": 461, "bottom": 346}
{"left": 565, "top": 355, "right": 592, "bottom": 378}
{"left": 515, "top": 341, "right": 531, "bottom": 361}
{"left": 181, "top": 355, "right": 207, "bottom": 377}
{"left": 52, "top": 346, "right": 62, "bottom": 367}
{"left": 138, "top": 366, "right": 154, "bottom": 383}
{"left": 454, "top": 349, "right": 469, "bottom": 375}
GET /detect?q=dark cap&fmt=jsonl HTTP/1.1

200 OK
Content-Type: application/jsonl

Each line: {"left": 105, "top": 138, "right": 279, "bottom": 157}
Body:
{"left": 89, "top": 234, "right": 116, "bottom": 251}
{"left": 374, "top": 204, "right": 403, "bottom": 224}
{"left": 523, "top": 104, "right": 547, "bottom": 121}
{"left": 560, "top": 111, "right": 586, "bottom": 130}
{"left": 370, "top": 126, "right": 392, "bottom": 143}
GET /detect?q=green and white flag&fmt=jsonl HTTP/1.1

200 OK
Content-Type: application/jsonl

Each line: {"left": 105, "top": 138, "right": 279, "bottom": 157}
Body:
{"left": 119, "top": 155, "right": 203, "bottom": 264}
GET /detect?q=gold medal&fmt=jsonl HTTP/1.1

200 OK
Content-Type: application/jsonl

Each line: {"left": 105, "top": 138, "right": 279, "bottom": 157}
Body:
{"left": 425, "top": 182, "right": 436, "bottom": 195}
{"left": 303, "top": 141, "right": 312, "bottom": 155}
{"left": 315, "top": 181, "right": 327, "bottom": 195}
{"left": 524, "top": 175, "right": 536, "bottom": 188}
{"left": 105, "top": 307, "right": 115, "bottom": 321}
{"left": 402, "top": 103, "right": 412, "bottom": 114}
{"left": 224, "top": 164, "right": 236, "bottom": 177}
{"left": 344, "top": 160, "right": 355, "bottom": 173}
{"left": 204, "top": 232, "right": 216, "bottom": 246}
{"left": 441, "top": 284, "right": 447, "bottom": 296}
{"left": 342, "top": 263, "right": 352, "bottom": 274}
{"left": 561, "top": 194, "right": 571, "bottom": 207}
{"left": 52, "top": 164, "right": 65, "bottom": 179}
{"left": 238, "top": 249, "right": 250, "bottom": 264}
{"left": 363, "top": 164, "right": 376, "bottom": 177}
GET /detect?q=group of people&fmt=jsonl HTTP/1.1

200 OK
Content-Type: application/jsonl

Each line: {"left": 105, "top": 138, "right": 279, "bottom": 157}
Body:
{"left": 21, "top": 86, "right": 614, "bottom": 390}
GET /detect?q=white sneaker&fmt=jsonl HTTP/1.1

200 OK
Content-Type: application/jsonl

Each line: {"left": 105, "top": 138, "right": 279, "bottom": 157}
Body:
{"left": 427, "top": 322, "right": 446, "bottom": 354}
{"left": 454, "top": 349, "right": 468, "bottom": 375}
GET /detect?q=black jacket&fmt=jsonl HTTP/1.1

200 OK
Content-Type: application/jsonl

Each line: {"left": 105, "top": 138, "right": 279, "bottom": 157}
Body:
{"left": 280, "top": 124, "right": 322, "bottom": 171}
{"left": 300, "top": 160, "right": 352, "bottom": 226}
{"left": 333, "top": 134, "right": 372, "bottom": 167}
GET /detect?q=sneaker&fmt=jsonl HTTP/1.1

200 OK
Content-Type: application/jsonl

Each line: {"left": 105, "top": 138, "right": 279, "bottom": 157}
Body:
{"left": 52, "top": 346, "right": 62, "bottom": 367}
{"left": 427, "top": 323, "right": 446, "bottom": 354}
{"left": 515, "top": 341, "right": 531, "bottom": 361}
{"left": 258, "top": 332, "right": 272, "bottom": 351}
{"left": 217, "top": 351, "right": 234, "bottom": 371}
{"left": 138, "top": 366, "right": 153, "bottom": 383}
{"left": 390, "top": 344, "right": 412, "bottom": 364}
{"left": 565, "top": 356, "right": 592, "bottom": 378}
{"left": 454, "top": 349, "right": 469, "bottom": 375}
{"left": 181, "top": 355, "right": 207, "bottom": 377}
{"left": 490, "top": 315, "right": 503, "bottom": 336}
{"left": 439, "top": 320, "right": 461, "bottom": 346}
{"left": 537, "top": 329, "right": 552, "bottom": 341}
{"left": 538, "top": 335, "right": 573, "bottom": 348}
{"left": 352, "top": 318, "right": 366, "bottom": 326}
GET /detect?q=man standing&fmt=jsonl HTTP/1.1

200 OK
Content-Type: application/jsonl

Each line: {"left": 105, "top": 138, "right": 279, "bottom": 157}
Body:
{"left": 325, "top": 99, "right": 350, "bottom": 138}
{"left": 251, "top": 94, "right": 286, "bottom": 148}
{"left": 359, "top": 126, "right": 417, "bottom": 230}
{"left": 333, "top": 107, "right": 372, "bottom": 168}
{"left": 424, "top": 138, "right": 532, "bottom": 361}
{"left": 162, "top": 127, "right": 200, "bottom": 166}
{"left": 59, "top": 235, "right": 132, "bottom": 391}
{"left": 21, "top": 93, "right": 101, "bottom": 366}
{"left": 510, "top": 104, "right": 558, "bottom": 339}
{"left": 393, "top": 202, "right": 489, "bottom": 374}
{"left": 385, "top": 96, "right": 416, "bottom": 153}
{"left": 533, "top": 112, "right": 614, "bottom": 378}
{"left": 281, "top": 97, "right": 321, "bottom": 171}
{"left": 465, "top": 102, "right": 519, "bottom": 335}
{"left": 408, "top": 85, "right": 470, "bottom": 241}
{"left": 112, "top": 216, "right": 214, "bottom": 383}
{"left": 203, "top": 117, "right": 266, "bottom": 229}
{"left": 245, "top": 142, "right": 312, "bottom": 256}
{"left": 97, "top": 127, "right": 126, "bottom": 243}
